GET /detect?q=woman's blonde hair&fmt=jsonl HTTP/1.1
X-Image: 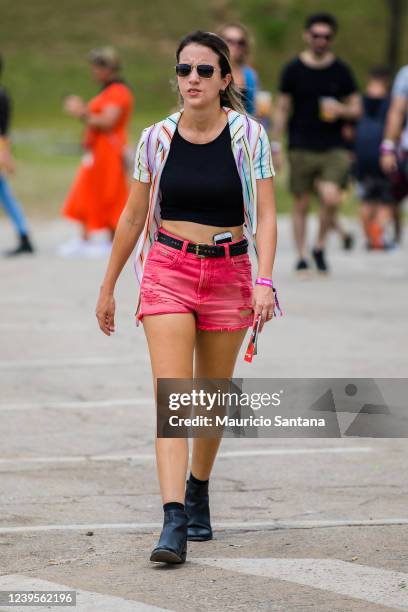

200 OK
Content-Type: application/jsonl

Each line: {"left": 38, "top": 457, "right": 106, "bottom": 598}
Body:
{"left": 217, "top": 22, "right": 254, "bottom": 58}
{"left": 174, "top": 30, "right": 246, "bottom": 114}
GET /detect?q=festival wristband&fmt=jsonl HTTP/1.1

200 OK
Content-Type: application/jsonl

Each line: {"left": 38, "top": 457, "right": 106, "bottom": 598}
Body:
{"left": 380, "top": 139, "right": 396, "bottom": 154}
{"left": 270, "top": 141, "right": 282, "bottom": 153}
{"left": 255, "top": 277, "right": 273, "bottom": 287}
{"left": 255, "top": 278, "right": 284, "bottom": 317}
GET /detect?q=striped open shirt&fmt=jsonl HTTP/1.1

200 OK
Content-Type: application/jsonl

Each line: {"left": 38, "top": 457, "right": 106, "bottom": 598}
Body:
{"left": 132, "top": 105, "right": 275, "bottom": 325}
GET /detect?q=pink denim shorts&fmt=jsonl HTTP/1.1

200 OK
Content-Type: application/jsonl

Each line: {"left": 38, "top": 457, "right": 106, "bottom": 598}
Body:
{"left": 137, "top": 227, "right": 254, "bottom": 331}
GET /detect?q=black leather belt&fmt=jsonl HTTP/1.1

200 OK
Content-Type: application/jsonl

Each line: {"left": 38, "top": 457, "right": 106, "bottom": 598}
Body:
{"left": 157, "top": 231, "right": 248, "bottom": 258}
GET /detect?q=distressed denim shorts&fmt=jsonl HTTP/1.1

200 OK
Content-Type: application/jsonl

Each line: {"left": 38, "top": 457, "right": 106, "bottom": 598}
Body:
{"left": 136, "top": 227, "right": 254, "bottom": 331}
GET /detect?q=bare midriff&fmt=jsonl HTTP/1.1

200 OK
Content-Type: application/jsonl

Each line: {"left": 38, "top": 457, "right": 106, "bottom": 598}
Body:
{"left": 160, "top": 220, "right": 245, "bottom": 245}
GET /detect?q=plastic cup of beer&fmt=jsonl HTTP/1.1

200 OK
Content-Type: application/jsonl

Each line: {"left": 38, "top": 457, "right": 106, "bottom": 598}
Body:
{"left": 255, "top": 90, "right": 272, "bottom": 118}
{"left": 319, "top": 96, "right": 337, "bottom": 122}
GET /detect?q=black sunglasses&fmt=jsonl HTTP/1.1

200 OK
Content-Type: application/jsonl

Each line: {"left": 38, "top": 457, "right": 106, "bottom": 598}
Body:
{"left": 225, "top": 37, "right": 246, "bottom": 47}
{"left": 175, "top": 63, "right": 218, "bottom": 78}
{"left": 310, "top": 31, "right": 333, "bottom": 41}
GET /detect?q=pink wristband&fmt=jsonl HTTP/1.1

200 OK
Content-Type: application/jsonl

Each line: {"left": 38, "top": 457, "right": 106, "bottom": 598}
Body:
{"left": 255, "top": 278, "right": 284, "bottom": 317}
{"left": 380, "top": 140, "right": 396, "bottom": 154}
{"left": 255, "top": 277, "right": 273, "bottom": 287}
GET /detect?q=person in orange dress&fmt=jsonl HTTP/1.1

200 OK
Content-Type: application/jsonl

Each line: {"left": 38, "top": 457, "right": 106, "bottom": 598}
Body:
{"left": 61, "top": 47, "right": 133, "bottom": 255}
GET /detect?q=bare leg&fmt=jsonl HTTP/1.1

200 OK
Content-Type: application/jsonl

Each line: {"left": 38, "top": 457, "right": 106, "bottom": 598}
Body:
{"left": 376, "top": 204, "right": 393, "bottom": 234}
{"left": 393, "top": 204, "right": 403, "bottom": 243}
{"left": 330, "top": 214, "right": 347, "bottom": 239}
{"left": 190, "top": 327, "right": 249, "bottom": 480}
{"left": 292, "top": 193, "right": 311, "bottom": 259}
{"left": 142, "top": 312, "right": 196, "bottom": 504}
{"left": 315, "top": 181, "right": 343, "bottom": 249}
{"left": 360, "top": 202, "right": 375, "bottom": 241}
{"left": 80, "top": 225, "right": 90, "bottom": 241}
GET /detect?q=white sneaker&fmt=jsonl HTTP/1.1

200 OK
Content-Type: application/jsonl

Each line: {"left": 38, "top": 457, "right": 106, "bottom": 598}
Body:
{"left": 83, "top": 241, "right": 113, "bottom": 258}
{"left": 56, "top": 238, "right": 89, "bottom": 257}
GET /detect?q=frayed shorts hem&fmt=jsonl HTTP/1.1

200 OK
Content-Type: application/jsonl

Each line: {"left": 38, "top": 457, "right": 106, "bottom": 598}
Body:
{"left": 196, "top": 323, "right": 252, "bottom": 332}
{"left": 136, "top": 312, "right": 252, "bottom": 332}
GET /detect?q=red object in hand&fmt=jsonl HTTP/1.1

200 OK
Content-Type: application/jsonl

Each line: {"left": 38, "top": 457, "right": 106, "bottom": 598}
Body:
{"left": 244, "top": 315, "right": 261, "bottom": 363}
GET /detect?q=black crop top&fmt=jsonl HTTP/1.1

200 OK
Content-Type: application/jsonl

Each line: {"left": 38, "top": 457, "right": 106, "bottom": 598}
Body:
{"left": 159, "top": 122, "right": 244, "bottom": 226}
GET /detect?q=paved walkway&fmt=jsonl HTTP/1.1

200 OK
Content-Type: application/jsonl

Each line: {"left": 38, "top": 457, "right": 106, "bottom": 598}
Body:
{"left": 0, "top": 216, "right": 407, "bottom": 611}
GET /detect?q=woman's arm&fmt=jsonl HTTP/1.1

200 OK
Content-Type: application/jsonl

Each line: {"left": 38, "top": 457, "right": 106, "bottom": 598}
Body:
{"left": 64, "top": 95, "right": 122, "bottom": 130}
{"left": 270, "top": 93, "right": 292, "bottom": 172}
{"left": 250, "top": 123, "right": 278, "bottom": 330}
{"left": 96, "top": 179, "right": 150, "bottom": 335}
{"left": 255, "top": 177, "right": 277, "bottom": 278}
{"left": 0, "top": 136, "right": 16, "bottom": 174}
{"left": 253, "top": 176, "right": 278, "bottom": 331}
{"left": 84, "top": 104, "right": 122, "bottom": 130}
{"left": 0, "top": 92, "right": 16, "bottom": 173}
{"left": 381, "top": 95, "right": 407, "bottom": 174}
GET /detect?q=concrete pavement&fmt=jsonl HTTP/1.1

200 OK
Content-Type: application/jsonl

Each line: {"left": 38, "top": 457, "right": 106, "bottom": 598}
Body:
{"left": 0, "top": 215, "right": 407, "bottom": 611}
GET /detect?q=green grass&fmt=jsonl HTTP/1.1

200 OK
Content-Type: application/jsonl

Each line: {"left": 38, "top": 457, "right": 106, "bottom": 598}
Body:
{"left": 0, "top": 0, "right": 403, "bottom": 218}
{"left": 2, "top": 0, "right": 407, "bottom": 123}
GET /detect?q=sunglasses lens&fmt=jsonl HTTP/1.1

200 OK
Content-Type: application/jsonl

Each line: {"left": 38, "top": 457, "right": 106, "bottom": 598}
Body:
{"left": 197, "top": 64, "right": 214, "bottom": 78}
{"left": 175, "top": 64, "right": 215, "bottom": 78}
{"left": 226, "top": 38, "right": 246, "bottom": 47}
{"left": 176, "top": 64, "right": 192, "bottom": 77}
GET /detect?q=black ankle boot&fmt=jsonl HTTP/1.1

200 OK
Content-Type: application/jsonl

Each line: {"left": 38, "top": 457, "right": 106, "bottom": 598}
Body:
{"left": 150, "top": 508, "right": 188, "bottom": 564}
{"left": 4, "top": 233, "right": 35, "bottom": 257}
{"left": 184, "top": 477, "right": 213, "bottom": 541}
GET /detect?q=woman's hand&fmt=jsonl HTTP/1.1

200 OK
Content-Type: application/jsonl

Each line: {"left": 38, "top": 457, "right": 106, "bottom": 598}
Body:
{"left": 252, "top": 284, "right": 275, "bottom": 332}
{"left": 380, "top": 151, "right": 398, "bottom": 175}
{"left": 64, "top": 95, "right": 87, "bottom": 118}
{"left": 96, "top": 288, "right": 116, "bottom": 336}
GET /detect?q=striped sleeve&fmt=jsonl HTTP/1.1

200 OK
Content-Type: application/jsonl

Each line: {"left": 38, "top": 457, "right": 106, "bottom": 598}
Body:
{"left": 133, "top": 127, "right": 152, "bottom": 183}
{"left": 253, "top": 123, "right": 275, "bottom": 179}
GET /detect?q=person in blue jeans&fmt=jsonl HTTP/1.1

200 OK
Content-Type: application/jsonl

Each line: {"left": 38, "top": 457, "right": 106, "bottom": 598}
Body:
{"left": 0, "top": 54, "right": 34, "bottom": 256}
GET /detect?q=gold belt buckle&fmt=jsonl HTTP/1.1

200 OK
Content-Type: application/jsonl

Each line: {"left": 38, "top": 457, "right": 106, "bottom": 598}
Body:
{"left": 195, "top": 243, "right": 206, "bottom": 258}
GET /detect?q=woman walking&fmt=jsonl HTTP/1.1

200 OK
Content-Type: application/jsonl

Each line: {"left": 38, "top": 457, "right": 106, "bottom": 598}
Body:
{"left": 96, "top": 30, "right": 279, "bottom": 565}
{"left": 61, "top": 47, "right": 133, "bottom": 255}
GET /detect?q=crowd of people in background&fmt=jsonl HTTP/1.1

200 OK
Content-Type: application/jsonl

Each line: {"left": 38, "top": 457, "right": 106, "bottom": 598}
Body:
{"left": 270, "top": 12, "right": 408, "bottom": 276}
{"left": 0, "top": 12, "right": 407, "bottom": 270}
{"left": 269, "top": 11, "right": 408, "bottom": 275}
